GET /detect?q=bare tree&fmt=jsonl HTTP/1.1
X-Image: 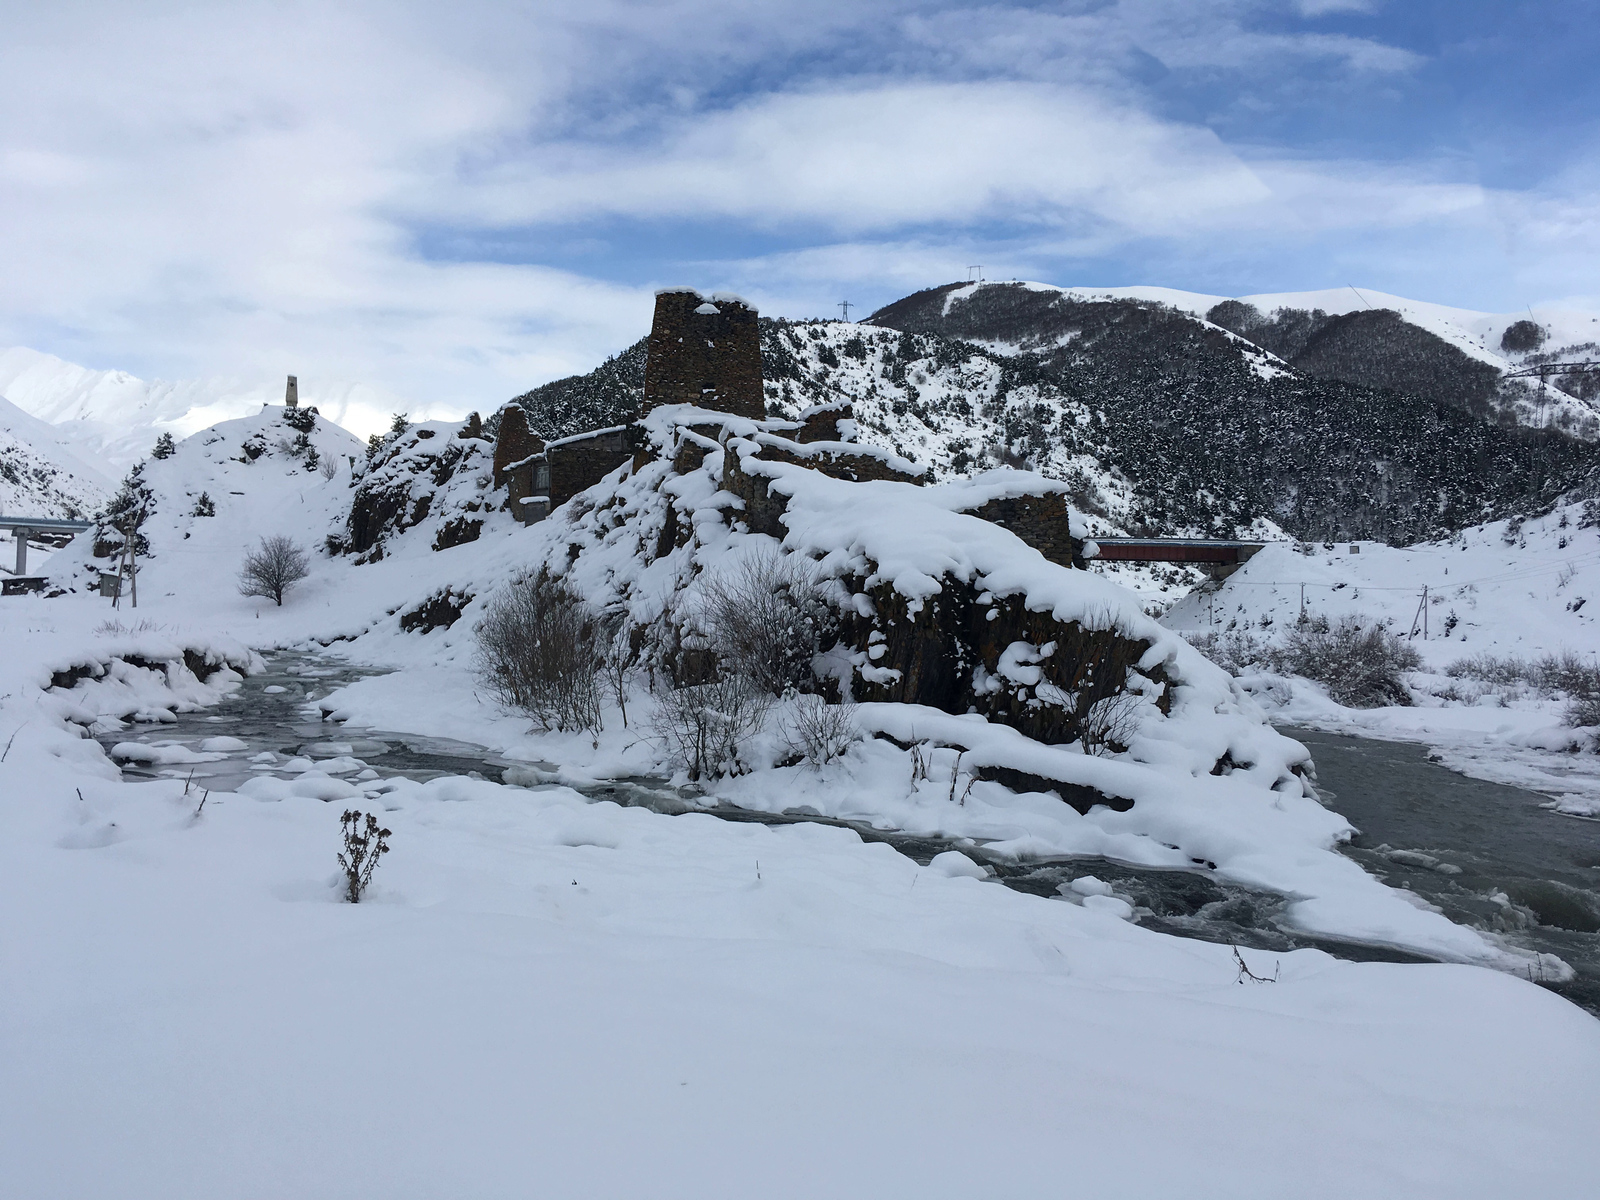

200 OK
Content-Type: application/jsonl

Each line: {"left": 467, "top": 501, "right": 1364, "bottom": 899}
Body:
{"left": 595, "top": 611, "right": 634, "bottom": 728}
{"left": 474, "top": 569, "right": 604, "bottom": 732}
{"left": 699, "top": 548, "right": 838, "bottom": 696}
{"left": 238, "top": 535, "right": 311, "bottom": 606}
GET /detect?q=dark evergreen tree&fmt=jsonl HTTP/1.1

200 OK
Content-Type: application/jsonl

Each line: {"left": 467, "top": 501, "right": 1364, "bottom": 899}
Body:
{"left": 95, "top": 462, "right": 156, "bottom": 558}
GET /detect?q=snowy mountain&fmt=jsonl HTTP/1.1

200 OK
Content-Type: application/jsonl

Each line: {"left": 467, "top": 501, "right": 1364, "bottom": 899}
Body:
{"left": 508, "top": 285, "right": 1600, "bottom": 550}
{"left": 0, "top": 346, "right": 418, "bottom": 472}
{"left": 0, "top": 392, "right": 113, "bottom": 520}
{"left": 868, "top": 281, "right": 1600, "bottom": 437}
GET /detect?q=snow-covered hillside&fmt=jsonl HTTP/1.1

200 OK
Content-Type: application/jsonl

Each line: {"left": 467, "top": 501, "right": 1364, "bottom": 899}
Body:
{"left": 0, "top": 346, "right": 425, "bottom": 471}
{"left": 4, "top": 402, "right": 1600, "bottom": 1196}
{"left": 0, "top": 393, "right": 112, "bottom": 520}
{"left": 1162, "top": 501, "right": 1600, "bottom": 803}
{"left": 987, "top": 281, "right": 1600, "bottom": 367}
{"left": 987, "top": 281, "right": 1600, "bottom": 435}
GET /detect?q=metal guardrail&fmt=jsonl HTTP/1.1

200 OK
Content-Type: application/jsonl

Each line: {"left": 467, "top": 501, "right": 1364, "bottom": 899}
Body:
{"left": 0, "top": 516, "right": 93, "bottom": 532}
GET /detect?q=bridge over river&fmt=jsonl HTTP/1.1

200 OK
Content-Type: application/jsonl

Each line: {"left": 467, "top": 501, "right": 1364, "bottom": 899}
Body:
{"left": 0, "top": 515, "right": 92, "bottom": 593}
{"left": 1087, "top": 537, "right": 1266, "bottom": 579}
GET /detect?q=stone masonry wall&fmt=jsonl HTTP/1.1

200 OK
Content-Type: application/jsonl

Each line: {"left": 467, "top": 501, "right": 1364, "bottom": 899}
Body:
{"left": 547, "top": 427, "right": 633, "bottom": 508}
{"left": 492, "top": 404, "right": 545, "bottom": 524}
{"left": 957, "top": 491, "right": 1086, "bottom": 569}
{"left": 642, "top": 289, "right": 765, "bottom": 420}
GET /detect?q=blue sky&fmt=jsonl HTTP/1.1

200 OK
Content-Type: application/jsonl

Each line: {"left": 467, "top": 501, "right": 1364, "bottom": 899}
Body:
{"left": 2, "top": 0, "right": 1597, "bottom": 410}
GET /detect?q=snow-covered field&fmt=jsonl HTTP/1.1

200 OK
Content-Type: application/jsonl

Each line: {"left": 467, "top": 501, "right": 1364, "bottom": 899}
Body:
{"left": 2, "top": 403, "right": 1599, "bottom": 1196}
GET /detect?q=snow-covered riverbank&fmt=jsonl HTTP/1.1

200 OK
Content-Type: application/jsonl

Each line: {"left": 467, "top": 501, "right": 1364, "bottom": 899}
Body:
{"left": 4, "top": 407, "right": 1600, "bottom": 1197}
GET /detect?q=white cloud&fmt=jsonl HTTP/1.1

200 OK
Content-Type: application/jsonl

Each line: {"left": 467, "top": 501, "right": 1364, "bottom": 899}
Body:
{"left": 0, "top": 0, "right": 1587, "bottom": 409}
{"left": 447, "top": 82, "right": 1274, "bottom": 235}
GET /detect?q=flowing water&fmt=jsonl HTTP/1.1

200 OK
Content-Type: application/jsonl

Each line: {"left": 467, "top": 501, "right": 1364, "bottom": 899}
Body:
{"left": 1285, "top": 726, "right": 1600, "bottom": 1014}
{"left": 100, "top": 652, "right": 1600, "bottom": 1010}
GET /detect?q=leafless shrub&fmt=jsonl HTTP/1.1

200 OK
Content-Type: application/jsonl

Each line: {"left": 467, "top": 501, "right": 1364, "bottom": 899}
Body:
{"left": 94, "top": 618, "right": 165, "bottom": 636}
{"left": 595, "top": 611, "right": 635, "bottom": 728}
{"left": 474, "top": 569, "right": 603, "bottom": 732}
{"left": 649, "top": 676, "right": 771, "bottom": 780}
{"left": 699, "top": 548, "right": 838, "bottom": 695}
{"left": 1273, "top": 615, "right": 1420, "bottom": 707}
{"left": 1078, "top": 689, "right": 1145, "bottom": 756}
{"left": 1567, "top": 694, "right": 1600, "bottom": 729}
{"left": 782, "top": 695, "right": 860, "bottom": 767}
{"left": 1448, "top": 650, "right": 1600, "bottom": 698}
{"left": 238, "top": 535, "right": 311, "bottom": 606}
{"left": 338, "top": 810, "right": 391, "bottom": 903}
{"left": 319, "top": 456, "right": 338, "bottom": 480}
{"left": 1188, "top": 628, "right": 1270, "bottom": 675}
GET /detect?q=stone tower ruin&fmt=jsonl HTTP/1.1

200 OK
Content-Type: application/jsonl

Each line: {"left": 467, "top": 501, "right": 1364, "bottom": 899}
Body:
{"left": 642, "top": 288, "right": 764, "bottom": 420}
{"left": 285, "top": 375, "right": 299, "bottom": 408}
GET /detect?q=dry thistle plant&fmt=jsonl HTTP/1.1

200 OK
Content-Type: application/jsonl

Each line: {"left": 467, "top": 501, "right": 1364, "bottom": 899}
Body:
{"left": 338, "top": 810, "right": 391, "bottom": 903}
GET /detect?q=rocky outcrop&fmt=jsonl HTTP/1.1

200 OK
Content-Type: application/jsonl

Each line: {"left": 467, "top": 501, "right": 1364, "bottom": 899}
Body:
{"left": 399, "top": 588, "right": 475, "bottom": 633}
{"left": 840, "top": 579, "right": 1167, "bottom": 745}
{"left": 348, "top": 418, "right": 499, "bottom": 559}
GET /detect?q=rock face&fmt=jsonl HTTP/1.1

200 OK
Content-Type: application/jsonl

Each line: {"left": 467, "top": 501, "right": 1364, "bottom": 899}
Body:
{"left": 841, "top": 580, "right": 1166, "bottom": 746}
{"left": 642, "top": 289, "right": 765, "bottom": 420}
{"left": 347, "top": 417, "right": 498, "bottom": 559}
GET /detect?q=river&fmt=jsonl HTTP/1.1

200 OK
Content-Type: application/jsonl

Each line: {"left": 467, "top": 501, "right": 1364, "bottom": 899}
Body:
{"left": 100, "top": 652, "right": 1600, "bottom": 1013}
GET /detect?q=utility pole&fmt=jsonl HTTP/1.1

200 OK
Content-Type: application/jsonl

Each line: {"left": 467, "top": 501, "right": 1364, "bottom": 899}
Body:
{"left": 838, "top": 300, "right": 852, "bottom": 322}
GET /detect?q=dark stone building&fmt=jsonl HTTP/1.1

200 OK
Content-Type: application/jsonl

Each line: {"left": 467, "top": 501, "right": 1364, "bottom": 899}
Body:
{"left": 492, "top": 404, "right": 548, "bottom": 525}
{"left": 952, "top": 486, "right": 1087, "bottom": 569}
{"left": 545, "top": 426, "right": 632, "bottom": 509}
{"left": 642, "top": 289, "right": 765, "bottom": 420}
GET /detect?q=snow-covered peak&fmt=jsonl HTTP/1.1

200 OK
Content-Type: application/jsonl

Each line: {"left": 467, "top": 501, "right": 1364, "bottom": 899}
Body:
{"left": 0, "top": 393, "right": 113, "bottom": 520}
{"left": 0, "top": 346, "right": 418, "bottom": 472}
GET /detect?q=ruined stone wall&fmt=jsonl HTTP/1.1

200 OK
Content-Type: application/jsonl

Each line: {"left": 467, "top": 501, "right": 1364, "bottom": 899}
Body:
{"left": 547, "top": 427, "right": 633, "bottom": 507}
{"left": 793, "top": 401, "right": 854, "bottom": 444}
{"left": 491, "top": 404, "right": 546, "bottom": 525}
{"left": 958, "top": 491, "right": 1085, "bottom": 569}
{"left": 642, "top": 289, "right": 765, "bottom": 420}
{"left": 750, "top": 437, "right": 924, "bottom": 485}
